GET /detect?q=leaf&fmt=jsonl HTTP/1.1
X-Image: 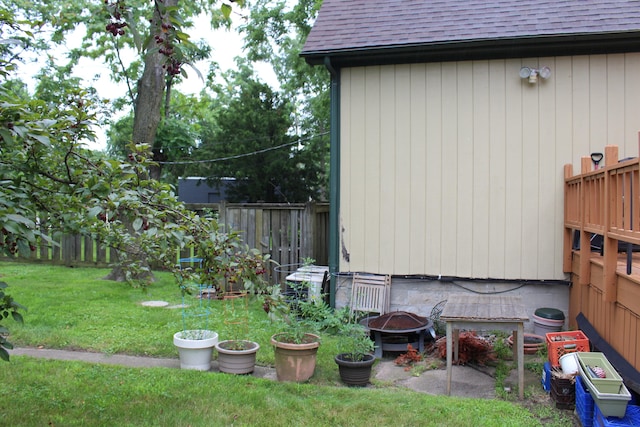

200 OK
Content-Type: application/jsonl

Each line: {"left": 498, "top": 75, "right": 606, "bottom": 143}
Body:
{"left": 175, "top": 31, "right": 190, "bottom": 42}
{"left": 0, "top": 128, "right": 13, "bottom": 144}
{"left": 11, "top": 312, "right": 23, "bottom": 324}
{"left": 87, "top": 206, "right": 103, "bottom": 219}
{"left": 0, "top": 347, "right": 9, "bottom": 362}
{"left": 132, "top": 217, "right": 143, "bottom": 231}
{"left": 6, "top": 214, "right": 35, "bottom": 228}
{"left": 30, "top": 134, "right": 51, "bottom": 147}
{"left": 221, "top": 4, "right": 232, "bottom": 19}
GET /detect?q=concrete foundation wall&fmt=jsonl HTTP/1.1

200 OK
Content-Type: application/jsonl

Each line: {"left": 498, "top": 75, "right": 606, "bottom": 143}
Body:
{"left": 335, "top": 275, "right": 570, "bottom": 334}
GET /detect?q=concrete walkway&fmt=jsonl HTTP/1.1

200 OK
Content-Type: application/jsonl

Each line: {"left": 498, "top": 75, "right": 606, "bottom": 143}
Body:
{"left": 9, "top": 347, "right": 523, "bottom": 398}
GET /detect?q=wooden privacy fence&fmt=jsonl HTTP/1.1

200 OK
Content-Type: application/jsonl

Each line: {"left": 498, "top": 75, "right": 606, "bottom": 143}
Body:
{"left": 187, "top": 201, "right": 329, "bottom": 268}
{"left": 1, "top": 202, "right": 330, "bottom": 275}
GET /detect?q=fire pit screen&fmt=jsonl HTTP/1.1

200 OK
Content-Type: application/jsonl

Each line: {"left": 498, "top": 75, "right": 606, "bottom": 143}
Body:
{"left": 360, "top": 311, "right": 435, "bottom": 358}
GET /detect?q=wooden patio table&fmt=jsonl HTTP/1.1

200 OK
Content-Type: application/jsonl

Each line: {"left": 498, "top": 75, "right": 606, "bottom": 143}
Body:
{"left": 440, "top": 294, "right": 529, "bottom": 399}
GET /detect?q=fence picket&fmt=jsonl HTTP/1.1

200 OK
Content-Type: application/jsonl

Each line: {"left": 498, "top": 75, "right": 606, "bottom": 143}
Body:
{"left": 2, "top": 203, "right": 329, "bottom": 272}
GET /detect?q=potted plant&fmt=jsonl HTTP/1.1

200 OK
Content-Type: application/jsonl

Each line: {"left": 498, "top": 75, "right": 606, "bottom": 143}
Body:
{"left": 214, "top": 297, "right": 260, "bottom": 374}
{"left": 173, "top": 328, "right": 219, "bottom": 371}
{"left": 334, "top": 322, "right": 376, "bottom": 386}
{"left": 172, "top": 226, "right": 271, "bottom": 371}
{"left": 215, "top": 338, "right": 260, "bottom": 375}
{"left": 263, "top": 286, "right": 321, "bottom": 382}
{"left": 172, "top": 273, "right": 219, "bottom": 371}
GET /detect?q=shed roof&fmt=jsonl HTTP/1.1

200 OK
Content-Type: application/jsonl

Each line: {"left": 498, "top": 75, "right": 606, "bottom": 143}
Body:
{"left": 301, "top": 0, "right": 640, "bottom": 66}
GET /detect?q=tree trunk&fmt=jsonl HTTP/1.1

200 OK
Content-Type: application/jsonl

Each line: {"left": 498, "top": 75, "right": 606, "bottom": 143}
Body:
{"left": 102, "top": 247, "right": 155, "bottom": 283}
{"left": 132, "top": 0, "right": 176, "bottom": 181}
{"left": 105, "top": 1, "right": 176, "bottom": 282}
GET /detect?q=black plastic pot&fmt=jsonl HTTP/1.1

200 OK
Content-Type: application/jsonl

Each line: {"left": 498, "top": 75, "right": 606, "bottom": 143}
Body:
{"left": 334, "top": 353, "right": 376, "bottom": 387}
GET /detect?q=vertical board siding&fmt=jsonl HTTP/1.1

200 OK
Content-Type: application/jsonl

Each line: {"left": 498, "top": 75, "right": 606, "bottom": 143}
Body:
{"left": 364, "top": 66, "right": 382, "bottom": 270}
{"left": 625, "top": 56, "right": 640, "bottom": 141}
{"left": 440, "top": 62, "right": 459, "bottom": 274}
{"left": 425, "top": 63, "right": 443, "bottom": 274}
{"left": 340, "top": 53, "right": 640, "bottom": 280}
{"left": 456, "top": 62, "right": 474, "bottom": 278}
{"left": 349, "top": 67, "right": 366, "bottom": 269}
{"left": 379, "top": 66, "right": 396, "bottom": 273}
{"left": 503, "top": 58, "right": 524, "bottom": 278}
{"left": 538, "top": 56, "right": 558, "bottom": 278}
{"left": 472, "top": 60, "right": 491, "bottom": 278}
{"left": 409, "top": 63, "right": 427, "bottom": 273}
{"left": 394, "top": 66, "right": 412, "bottom": 272}
{"left": 488, "top": 61, "right": 507, "bottom": 278}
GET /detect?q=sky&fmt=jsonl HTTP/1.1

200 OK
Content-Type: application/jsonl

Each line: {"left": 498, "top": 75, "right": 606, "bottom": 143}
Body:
{"left": 20, "top": 14, "right": 278, "bottom": 151}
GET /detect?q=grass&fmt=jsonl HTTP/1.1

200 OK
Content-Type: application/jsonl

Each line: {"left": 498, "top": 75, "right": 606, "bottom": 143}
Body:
{"left": 1, "top": 357, "right": 541, "bottom": 427}
{"left": 0, "top": 262, "right": 576, "bottom": 426}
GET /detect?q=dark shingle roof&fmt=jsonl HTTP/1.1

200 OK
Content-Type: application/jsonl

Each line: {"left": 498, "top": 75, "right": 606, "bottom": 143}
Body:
{"left": 301, "top": 0, "right": 640, "bottom": 65}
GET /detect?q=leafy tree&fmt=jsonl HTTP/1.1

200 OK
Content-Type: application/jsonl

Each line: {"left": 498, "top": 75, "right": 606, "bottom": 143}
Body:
{"left": 0, "top": 6, "right": 271, "bottom": 361}
{"left": 7, "top": 0, "right": 243, "bottom": 172}
{"left": 193, "top": 63, "right": 324, "bottom": 202}
{"left": 3, "top": 0, "right": 251, "bottom": 280}
{"left": 108, "top": 90, "right": 222, "bottom": 185}
{"left": 239, "top": 0, "right": 330, "bottom": 196}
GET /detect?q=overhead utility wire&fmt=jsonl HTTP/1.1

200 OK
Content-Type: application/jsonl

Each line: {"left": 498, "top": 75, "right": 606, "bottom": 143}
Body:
{"left": 157, "top": 131, "right": 329, "bottom": 165}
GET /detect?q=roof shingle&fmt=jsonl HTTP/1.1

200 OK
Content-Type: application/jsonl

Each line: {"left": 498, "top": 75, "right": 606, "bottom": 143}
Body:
{"left": 302, "top": 0, "right": 640, "bottom": 55}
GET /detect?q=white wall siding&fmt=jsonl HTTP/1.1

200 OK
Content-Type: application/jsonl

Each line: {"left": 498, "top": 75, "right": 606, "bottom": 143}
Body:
{"left": 339, "top": 54, "right": 640, "bottom": 280}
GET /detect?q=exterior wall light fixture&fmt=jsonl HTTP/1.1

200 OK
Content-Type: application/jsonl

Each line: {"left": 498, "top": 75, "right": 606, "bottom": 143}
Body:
{"left": 519, "top": 66, "right": 551, "bottom": 84}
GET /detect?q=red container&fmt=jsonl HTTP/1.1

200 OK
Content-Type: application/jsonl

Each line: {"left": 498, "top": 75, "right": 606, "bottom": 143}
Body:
{"left": 546, "top": 330, "right": 590, "bottom": 367}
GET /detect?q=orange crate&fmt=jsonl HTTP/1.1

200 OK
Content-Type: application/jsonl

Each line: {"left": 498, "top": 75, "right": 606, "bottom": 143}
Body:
{"left": 546, "top": 331, "right": 589, "bottom": 366}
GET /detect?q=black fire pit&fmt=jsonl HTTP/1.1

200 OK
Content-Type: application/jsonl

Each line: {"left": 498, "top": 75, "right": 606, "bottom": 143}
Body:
{"left": 359, "top": 311, "right": 435, "bottom": 358}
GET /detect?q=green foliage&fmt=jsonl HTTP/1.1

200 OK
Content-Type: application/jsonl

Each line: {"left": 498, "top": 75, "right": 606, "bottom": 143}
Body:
{"left": 492, "top": 336, "right": 512, "bottom": 361}
{"left": 0, "top": 4, "right": 273, "bottom": 360}
{"left": 239, "top": 0, "right": 331, "bottom": 195}
{"left": 0, "top": 281, "right": 25, "bottom": 361}
{"left": 176, "top": 225, "right": 272, "bottom": 298}
{"left": 193, "top": 64, "right": 325, "bottom": 202}
{"left": 336, "top": 322, "right": 375, "bottom": 362}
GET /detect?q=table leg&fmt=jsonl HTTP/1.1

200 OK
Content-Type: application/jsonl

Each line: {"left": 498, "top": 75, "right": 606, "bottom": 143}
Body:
{"left": 516, "top": 323, "right": 524, "bottom": 400}
{"left": 512, "top": 328, "right": 518, "bottom": 365}
{"left": 446, "top": 322, "right": 452, "bottom": 395}
{"left": 453, "top": 328, "right": 460, "bottom": 362}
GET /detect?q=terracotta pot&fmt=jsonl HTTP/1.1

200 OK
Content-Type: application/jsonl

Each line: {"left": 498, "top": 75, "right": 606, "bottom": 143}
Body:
{"left": 335, "top": 353, "right": 376, "bottom": 386}
{"left": 270, "top": 333, "right": 320, "bottom": 382}
{"left": 215, "top": 340, "right": 260, "bottom": 374}
{"left": 507, "top": 333, "right": 545, "bottom": 355}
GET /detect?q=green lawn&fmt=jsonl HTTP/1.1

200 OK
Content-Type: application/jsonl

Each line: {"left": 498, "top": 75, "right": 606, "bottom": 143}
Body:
{"left": 0, "top": 261, "right": 573, "bottom": 426}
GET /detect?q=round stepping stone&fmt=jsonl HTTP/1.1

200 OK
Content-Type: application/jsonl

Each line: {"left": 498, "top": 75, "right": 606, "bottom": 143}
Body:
{"left": 140, "top": 300, "right": 169, "bottom": 307}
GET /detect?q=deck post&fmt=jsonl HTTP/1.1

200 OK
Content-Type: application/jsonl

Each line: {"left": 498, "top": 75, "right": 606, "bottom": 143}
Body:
{"left": 603, "top": 145, "right": 619, "bottom": 302}
{"left": 563, "top": 164, "right": 574, "bottom": 273}
{"left": 579, "top": 157, "right": 592, "bottom": 286}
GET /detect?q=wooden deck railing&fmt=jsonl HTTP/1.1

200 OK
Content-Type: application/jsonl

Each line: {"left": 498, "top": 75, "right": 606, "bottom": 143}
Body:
{"left": 564, "top": 144, "right": 640, "bottom": 302}
{"left": 564, "top": 143, "right": 640, "bottom": 378}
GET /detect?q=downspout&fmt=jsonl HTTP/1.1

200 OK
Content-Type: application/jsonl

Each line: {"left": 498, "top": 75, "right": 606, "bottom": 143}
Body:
{"left": 325, "top": 56, "right": 340, "bottom": 308}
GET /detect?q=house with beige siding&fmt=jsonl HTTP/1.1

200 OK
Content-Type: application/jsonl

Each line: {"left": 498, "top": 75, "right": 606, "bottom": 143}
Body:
{"left": 301, "top": 0, "right": 640, "bottom": 388}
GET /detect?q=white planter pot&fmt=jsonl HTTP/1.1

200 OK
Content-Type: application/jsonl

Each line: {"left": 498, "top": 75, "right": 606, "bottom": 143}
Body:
{"left": 173, "top": 330, "right": 219, "bottom": 371}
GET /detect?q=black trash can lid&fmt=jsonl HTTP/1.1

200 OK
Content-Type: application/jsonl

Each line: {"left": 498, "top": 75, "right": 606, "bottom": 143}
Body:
{"left": 534, "top": 307, "right": 565, "bottom": 320}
